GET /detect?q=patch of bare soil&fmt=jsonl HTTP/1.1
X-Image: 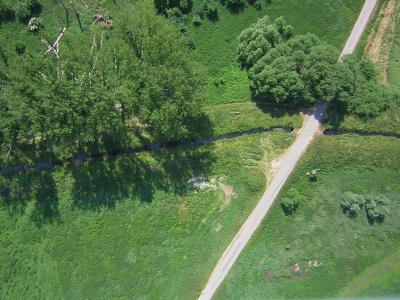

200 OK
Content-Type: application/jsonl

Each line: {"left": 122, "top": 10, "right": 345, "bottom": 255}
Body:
{"left": 219, "top": 183, "right": 236, "bottom": 209}
{"left": 265, "top": 260, "right": 322, "bottom": 284}
{"left": 365, "top": 0, "right": 400, "bottom": 84}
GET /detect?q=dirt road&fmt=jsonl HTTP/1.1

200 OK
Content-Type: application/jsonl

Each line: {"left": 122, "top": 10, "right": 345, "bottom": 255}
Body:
{"left": 198, "top": 1, "right": 378, "bottom": 299}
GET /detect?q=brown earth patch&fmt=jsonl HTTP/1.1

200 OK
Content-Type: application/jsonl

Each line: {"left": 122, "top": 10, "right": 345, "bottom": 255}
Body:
{"left": 365, "top": 0, "right": 400, "bottom": 84}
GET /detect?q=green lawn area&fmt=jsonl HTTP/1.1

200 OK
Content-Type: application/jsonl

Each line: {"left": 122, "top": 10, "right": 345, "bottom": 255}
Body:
{"left": 388, "top": 6, "right": 400, "bottom": 88}
{"left": 205, "top": 102, "right": 302, "bottom": 136}
{"left": 340, "top": 250, "right": 400, "bottom": 297}
{"left": 188, "top": 0, "right": 365, "bottom": 104}
{"left": 216, "top": 135, "right": 400, "bottom": 299}
{"left": 324, "top": 105, "right": 400, "bottom": 135}
{"left": 0, "top": 132, "right": 294, "bottom": 299}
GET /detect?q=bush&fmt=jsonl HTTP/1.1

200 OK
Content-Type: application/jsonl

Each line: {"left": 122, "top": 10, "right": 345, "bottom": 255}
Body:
{"left": 202, "top": 0, "right": 218, "bottom": 19}
{"left": 281, "top": 188, "right": 304, "bottom": 215}
{"left": 341, "top": 192, "right": 390, "bottom": 221}
{"left": 0, "top": 1, "right": 15, "bottom": 23}
{"left": 15, "top": 42, "right": 26, "bottom": 55}
{"left": 365, "top": 194, "right": 390, "bottom": 221}
{"left": 254, "top": 1, "right": 261, "bottom": 10}
{"left": 341, "top": 191, "right": 365, "bottom": 217}
{"left": 192, "top": 14, "right": 202, "bottom": 26}
{"left": 226, "top": 0, "right": 246, "bottom": 11}
{"left": 15, "top": 0, "right": 40, "bottom": 22}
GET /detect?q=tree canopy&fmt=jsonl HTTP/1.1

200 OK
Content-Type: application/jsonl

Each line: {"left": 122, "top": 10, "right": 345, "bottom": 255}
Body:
{"left": 0, "top": 4, "right": 205, "bottom": 165}
{"left": 238, "top": 15, "right": 400, "bottom": 114}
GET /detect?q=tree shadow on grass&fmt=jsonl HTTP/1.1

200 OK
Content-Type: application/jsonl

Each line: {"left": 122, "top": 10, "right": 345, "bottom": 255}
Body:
{"left": 69, "top": 144, "right": 215, "bottom": 211}
{"left": 0, "top": 170, "right": 60, "bottom": 226}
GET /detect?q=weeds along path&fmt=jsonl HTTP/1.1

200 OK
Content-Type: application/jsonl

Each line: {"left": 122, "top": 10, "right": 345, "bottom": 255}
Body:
{"left": 198, "top": 1, "right": 379, "bottom": 299}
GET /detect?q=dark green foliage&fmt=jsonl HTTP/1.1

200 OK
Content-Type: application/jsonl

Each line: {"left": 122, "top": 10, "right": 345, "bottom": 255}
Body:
{"left": 341, "top": 191, "right": 390, "bottom": 221}
{"left": 192, "top": 13, "right": 202, "bottom": 26}
{"left": 154, "top": 0, "right": 192, "bottom": 14}
{"left": 14, "top": 42, "right": 25, "bottom": 56}
{"left": 202, "top": 0, "right": 218, "bottom": 19}
{"left": 226, "top": 0, "right": 246, "bottom": 12}
{"left": 0, "top": 5, "right": 206, "bottom": 165}
{"left": 14, "top": 0, "right": 40, "bottom": 22}
{"left": 281, "top": 187, "right": 304, "bottom": 214}
{"left": 254, "top": 1, "right": 261, "bottom": 10}
{"left": 0, "top": 1, "right": 14, "bottom": 23}
{"left": 237, "top": 16, "right": 293, "bottom": 70}
{"left": 341, "top": 191, "right": 365, "bottom": 217}
{"left": 365, "top": 194, "right": 390, "bottom": 221}
{"left": 238, "top": 15, "right": 399, "bottom": 113}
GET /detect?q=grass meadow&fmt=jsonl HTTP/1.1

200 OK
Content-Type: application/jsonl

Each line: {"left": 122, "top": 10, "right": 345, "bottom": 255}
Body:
{"left": 0, "top": 132, "right": 294, "bottom": 299}
{"left": 216, "top": 135, "right": 400, "bottom": 299}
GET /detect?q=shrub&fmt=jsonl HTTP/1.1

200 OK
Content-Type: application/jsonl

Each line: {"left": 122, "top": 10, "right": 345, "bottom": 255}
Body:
{"left": 192, "top": 14, "right": 202, "bottom": 26}
{"left": 281, "top": 188, "right": 304, "bottom": 215}
{"left": 365, "top": 194, "right": 390, "bottom": 221}
{"left": 226, "top": 0, "right": 246, "bottom": 11}
{"left": 166, "top": 7, "right": 184, "bottom": 24}
{"left": 254, "top": 1, "right": 261, "bottom": 10}
{"left": 15, "top": 42, "right": 26, "bottom": 55}
{"left": 341, "top": 191, "right": 365, "bottom": 214}
{"left": 202, "top": 0, "right": 218, "bottom": 19}
{"left": 0, "top": 2, "right": 15, "bottom": 23}
{"left": 15, "top": 0, "right": 40, "bottom": 22}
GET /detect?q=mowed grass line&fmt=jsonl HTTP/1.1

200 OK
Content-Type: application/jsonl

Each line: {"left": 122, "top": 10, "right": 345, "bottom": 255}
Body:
{"left": 216, "top": 135, "right": 400, "bottom": 299}
{"left": 189, "top": 0, "right": 365, "bottom": 104}
{"left": 0, "top": 132, "right": 294, "bottom": 299}
{"left": 340, "top": 250, "right": 400, "bottom": 297}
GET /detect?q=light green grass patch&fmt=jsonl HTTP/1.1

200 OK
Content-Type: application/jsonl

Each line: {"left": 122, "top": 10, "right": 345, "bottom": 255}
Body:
{"left": 0, "top": 132, "right": 294, "bottom": 299}
{"left": 340, "top": 250, "right": 400, "bottom": 297}
{"left": 216, "top": 135, "right": 400, "bottom": 299}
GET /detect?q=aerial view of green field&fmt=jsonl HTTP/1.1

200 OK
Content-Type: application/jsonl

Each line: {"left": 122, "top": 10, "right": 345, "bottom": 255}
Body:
{"left": 0, "top": 0, "right": 399, "bottom": 299}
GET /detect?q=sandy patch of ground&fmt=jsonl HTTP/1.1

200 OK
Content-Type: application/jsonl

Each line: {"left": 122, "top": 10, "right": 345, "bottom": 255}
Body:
{"left": 365, "top": 0, "right": 400, "bottom": 84}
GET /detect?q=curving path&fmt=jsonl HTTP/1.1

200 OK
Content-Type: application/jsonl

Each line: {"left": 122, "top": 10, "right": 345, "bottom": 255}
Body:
{"left": 198, "top": 1, "right": 378, "bottom": 299}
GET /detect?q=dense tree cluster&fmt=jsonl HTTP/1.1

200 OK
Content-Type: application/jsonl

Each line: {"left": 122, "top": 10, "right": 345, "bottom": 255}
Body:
{"left": 341, "top": 192, "right": 390, "bottom": 221}
{"left": 238, "top": 15, "right": 399, "bottom": 115}
{"left": 0, "top": 5, "right": 205, "bottom": 165}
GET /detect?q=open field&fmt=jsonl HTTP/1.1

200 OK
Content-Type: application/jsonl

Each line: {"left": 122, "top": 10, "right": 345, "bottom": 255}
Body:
{"left": 324, "top": 105, "right": 400, "bottom": 135}
{"left": 216, "top": 135, "right": 400, "bottom": 299}
{"left": 340, "top": 250, "right": 400, "bottom": 297}
{"left": 0, "top": 132, "right": 294, "bottom": 299}
{"left": 388, "top": 3, "right": 400, "bottom": 87}
{"left": 205, "top": 102, "right": 302, "bottom": 136}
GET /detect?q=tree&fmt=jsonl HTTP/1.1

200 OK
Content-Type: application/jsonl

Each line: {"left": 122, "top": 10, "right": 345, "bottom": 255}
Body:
{"left": 0, "top": 4, "right": 206, "bottom": 164}
{"left": 281, "top": 188, "right": 304, "bottom": 214}
{"left": 365, "top": 194, "right": 390, "bottom": 221}
{"left": 341, "top": 191, "right": 365, "bottom": 217}
{"left": 237, "top": 16, "right": 293, "bottom": 70}
{"left": 238, "top": 16, "right": 399, "bottom": 113}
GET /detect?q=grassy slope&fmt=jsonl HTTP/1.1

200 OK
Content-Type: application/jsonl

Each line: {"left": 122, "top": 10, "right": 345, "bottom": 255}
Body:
{"left": 325, "top": 0, "right": 400, "bottom": 135}
{"left": 340, "top": 250, "right": 400, "bottom": 297}
{"left": 388, "top": 8, "right": 400, "bottom": 87}
{"left": 325, "top": 106, "right": 400, "bottom": 135}
{"left": 188, "top": 0, "right": 365, "bottom": 104}
{"left": 216, "top": 135, "right": 400, "bottom": 299}
{"left": 0, "top": 132, "right": 294, "bottom": 299}
{"left": 206, "top": 102, "right": 302, "bottom": 135}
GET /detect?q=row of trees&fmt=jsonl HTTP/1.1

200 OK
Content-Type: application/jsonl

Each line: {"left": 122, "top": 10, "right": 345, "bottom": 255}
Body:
{"left": 0, "top": 4, "right": 206, "bottom": 166}
{"left": 237, "top": 16, "right": 399, "bottom": 116}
